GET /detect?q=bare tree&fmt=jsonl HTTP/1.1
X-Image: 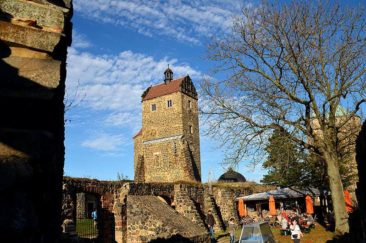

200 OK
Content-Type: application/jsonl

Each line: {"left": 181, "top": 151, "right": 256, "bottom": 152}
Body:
{"left": 201, "top": 1, "right": 366, "bottom": 234}
{"left": 64, "top": 79, "right": 85, "bottom": 123}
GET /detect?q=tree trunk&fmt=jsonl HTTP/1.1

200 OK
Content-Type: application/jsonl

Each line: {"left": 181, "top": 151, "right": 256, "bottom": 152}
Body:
{"left": 324, "top": 150, "right": 349, "bottom": 234}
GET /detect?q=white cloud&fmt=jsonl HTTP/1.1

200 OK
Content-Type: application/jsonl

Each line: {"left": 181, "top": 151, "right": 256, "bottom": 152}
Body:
{"left": 72, "top": 31, "right": 92, "bottom": 49}
{"left": 66, "top": 47, "right": 205, "bottom": 145}
{"left": 105, "top": 111, "right": 140, "bottom": 128}
{"left": 81, "top": 133, "right": 126, "bottom": 152}
{"left": 73, "top": 0, "right": 247, "bottom": 44}
{"left": 66, "top": 47, "right": 202, "bottom": 113}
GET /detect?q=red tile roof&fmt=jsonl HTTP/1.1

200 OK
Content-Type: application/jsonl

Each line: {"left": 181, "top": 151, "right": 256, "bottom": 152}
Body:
{"left": 142, "top": 77, "right": 186, "bottom": 101}
{"left": 133, "top": 129, "right": 142, "bottom": 139}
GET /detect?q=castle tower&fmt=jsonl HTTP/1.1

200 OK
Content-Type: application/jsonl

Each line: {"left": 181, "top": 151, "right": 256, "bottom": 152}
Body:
{"left": 133, "top": 68, "right": 201, "bottom": 183}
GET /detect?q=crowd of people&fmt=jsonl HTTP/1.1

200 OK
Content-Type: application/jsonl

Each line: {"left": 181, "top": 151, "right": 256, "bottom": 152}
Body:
{"left": 277, "top": 210, "right": 315, "bottom": 242}
{"left": 206, "top": 208, "right": 316, "bottom": 242}
{"left": 239, "top": 209, "right": 316, "bottom": 242}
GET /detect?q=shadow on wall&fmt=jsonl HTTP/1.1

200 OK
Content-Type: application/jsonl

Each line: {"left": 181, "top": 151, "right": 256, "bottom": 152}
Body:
{"left": 188, "top": 144, "right": 201, "bottom": 182}
{"left": 0, "top": 38, "right": 65, "bottom": 241}
{"left": 97, "top": 208, "right": 116, "bottom": 243}
{"left": 354, "top": 120, "right": 366, "bottom": 241}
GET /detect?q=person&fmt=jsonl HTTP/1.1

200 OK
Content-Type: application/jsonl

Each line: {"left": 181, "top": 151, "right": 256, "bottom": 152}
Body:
{"left": 290, "top": 219, "right": 303, "bottom": 243}
{"left": 290, "top": 213, "right": 300, "bottom": 225}
{"left": 91, "top": 208, "right": 97, "bottom": 228}
{"left": 206, "top": 210, "right": 216, "bottom": 240}
{"left": 281, "top": 216, "right": 288, "bottom": 230}
{"left": 281, "top": 209, "right": 290, "bottom": 222}
{"left": 306, "top": 214, "right": 314, "bottom": 227}
{"left": 228, "top": 217, "right": 236, "bottom": 243}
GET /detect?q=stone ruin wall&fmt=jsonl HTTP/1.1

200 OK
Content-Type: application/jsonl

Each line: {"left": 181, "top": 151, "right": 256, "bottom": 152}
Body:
{"left": 0, "top": 1, "right": 72, "bottom": 242}
{"left": 114, "top": 181, "right": 265, "bottom": 242}
{"left": 126, "top": 195, "right": 209, "bottom": 243}
{"left": 116, "top": 182, "right": 208, "bottom": 243}
{"left": 61, "top": 178, "right": 268, "bottom": 243}
{"left": 62, "top": 177, "right": 127, "bottom": 243}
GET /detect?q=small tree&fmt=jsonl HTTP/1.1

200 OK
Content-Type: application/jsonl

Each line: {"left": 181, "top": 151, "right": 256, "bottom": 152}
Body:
{"left": 202, "top": 1, "right": 366, "bottom": 234}
{"left": 116, "top": 172, "right": 129, "bottom": 181}
{"left": 261, "top": 130, "right": 327, "bottom": 188}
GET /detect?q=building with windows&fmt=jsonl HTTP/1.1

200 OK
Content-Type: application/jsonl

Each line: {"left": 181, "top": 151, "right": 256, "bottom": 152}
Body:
{"left": 133, "top": 68, "right": 201, "bottom": 183}
{"left": 310, "top": 107, "right": 361, "bottom": 189}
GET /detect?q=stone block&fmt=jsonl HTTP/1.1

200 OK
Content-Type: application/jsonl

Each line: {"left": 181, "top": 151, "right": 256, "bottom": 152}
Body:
{"left": 0, "top": 0, "right": 66, "bottom": 29}
{"left": 0, "top": 20, "right": 62, "bottom": 52}
{"left": 2, "top": 55, "right": 61, "bottom": 89}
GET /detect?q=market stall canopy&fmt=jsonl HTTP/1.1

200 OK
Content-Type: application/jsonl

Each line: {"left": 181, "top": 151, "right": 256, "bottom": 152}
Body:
{"left": 237, "top": 187, "right": 320, "bottom": 202}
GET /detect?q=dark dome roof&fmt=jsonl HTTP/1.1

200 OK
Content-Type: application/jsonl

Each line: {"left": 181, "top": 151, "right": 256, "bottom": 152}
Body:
{"left": 218, "top": 168, "right": 246, "bottom": 182}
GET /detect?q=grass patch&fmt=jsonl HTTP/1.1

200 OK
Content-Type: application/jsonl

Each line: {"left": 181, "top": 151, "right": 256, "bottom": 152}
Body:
{"left": 76, "top": 219, "right": 98, "bottom": 238}
{"left": 217, "top": 223, "right": 335, "bottom": 243}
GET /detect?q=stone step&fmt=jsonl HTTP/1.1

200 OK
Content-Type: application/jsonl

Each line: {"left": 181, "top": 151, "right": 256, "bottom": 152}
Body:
{"left": 175, "top": 190, "right": 206, "bottom": 228}
{"left": 204, "top": 197, "right": 225, "bottom": 232}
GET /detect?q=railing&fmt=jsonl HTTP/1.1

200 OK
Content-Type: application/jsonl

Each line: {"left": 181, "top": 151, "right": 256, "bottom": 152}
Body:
{"left": 76, "top": 218, "right": 98, "bottom": 239}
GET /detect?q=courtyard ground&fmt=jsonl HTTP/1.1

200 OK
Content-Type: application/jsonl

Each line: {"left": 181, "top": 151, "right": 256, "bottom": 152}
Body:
{"left": 216, "top": 223, "right": 334, "bottom": 243}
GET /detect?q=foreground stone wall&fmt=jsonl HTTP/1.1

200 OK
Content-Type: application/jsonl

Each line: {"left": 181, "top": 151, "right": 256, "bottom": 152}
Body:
{"left": 210, "top": 184, "right": 254, "bottom": 226}
{"left": 0, "top": 1, "right": 72, "bottom": 242}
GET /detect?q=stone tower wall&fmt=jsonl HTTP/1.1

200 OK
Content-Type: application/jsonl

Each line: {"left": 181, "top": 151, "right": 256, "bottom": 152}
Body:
{"left": 0, "top": 1, "right": 72, "bottom": 242}
{"left": 142, "top": 138, "right": 200, "bottom": 182}
{"left": 135, "top": 80, "right": 201, "bottom": 183}
{"left": 181, "top": 93, "right": 201, "bottom": 180}
{"left": 142, "top": 93, "right": 184, "bottom": 141}
{"left": 134, "top": 134, "right": 144, "bottom": 182}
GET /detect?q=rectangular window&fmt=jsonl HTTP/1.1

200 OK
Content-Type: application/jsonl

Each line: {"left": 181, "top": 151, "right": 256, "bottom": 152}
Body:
{"left": 188, "top": 100, "right": 192, "bottom": 109}
{"left": 151, "top": 104, "right": 156, "bottom": 111}
{"left": 190, "top": 125, "right": 193, "bottom": 134}
{"left": 154, "top": 154, "right": 160, "bottom": 167}
{"left": 167, "top": 100, "right": 173, "bottom": 108}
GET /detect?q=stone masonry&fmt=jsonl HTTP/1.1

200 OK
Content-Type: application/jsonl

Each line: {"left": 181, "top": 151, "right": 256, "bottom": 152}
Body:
{"left": 112, "top": 181, "right": 265, "bottom": 243}
{"left": 134, "top": 69, "right": 201, "bottom": 183}
{"left": 174, "top": 184, "right": 206, "bottom": 229}
{"left": 0, "top": 1, "right": 72, "bottom": 242}
{"left": 62, "top": 178, "right": 268, "bottom": 242}
{"left": 356, "top": 120, "right": 366, "bottom": 241}
{"left": 127, "top": 195, "right": 209, "bottom": 243}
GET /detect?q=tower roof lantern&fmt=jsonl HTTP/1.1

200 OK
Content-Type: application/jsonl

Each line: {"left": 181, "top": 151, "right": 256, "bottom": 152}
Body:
{"left": 164, "top": 65, "right": 173, "bottom": 84}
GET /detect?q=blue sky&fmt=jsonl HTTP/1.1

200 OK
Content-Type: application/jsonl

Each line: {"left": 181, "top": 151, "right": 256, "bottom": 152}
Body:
{"left": 63, "top": 0, "right": 365, "bottom": 182}
{"left": 64, "top": 0, "right": 273, "bottom": 182}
